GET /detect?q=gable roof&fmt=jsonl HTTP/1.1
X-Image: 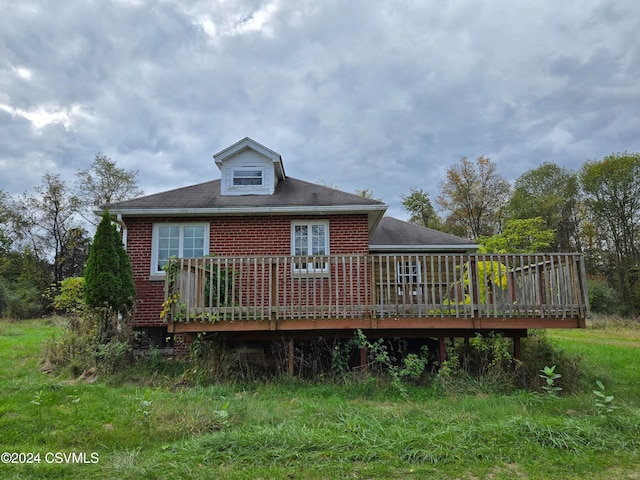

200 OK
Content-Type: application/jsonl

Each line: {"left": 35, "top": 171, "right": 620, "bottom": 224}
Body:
{"left": 214, "top": 137, "right": 286, "bottom": 181}
{"left": 107, "top": 177, "right": 387, "bottom": 232}
{"left": 369, "top": 217, "right": 477, "bottom": 252}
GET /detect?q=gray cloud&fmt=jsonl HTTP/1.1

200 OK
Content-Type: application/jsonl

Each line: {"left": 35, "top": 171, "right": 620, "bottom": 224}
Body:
{"left": 1, "top": 0, "right": 639, "bottom": 220}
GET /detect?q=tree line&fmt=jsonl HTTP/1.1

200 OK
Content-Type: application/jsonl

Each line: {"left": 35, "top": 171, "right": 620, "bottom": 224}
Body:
{"left": 1, "top": 151, "right": 639, "bottom": 319}
{"left": 0, "top": 154, "right": 141, "bottom": 319}
{"left": 401, "top": 152, "right": 640, "bottom": 315}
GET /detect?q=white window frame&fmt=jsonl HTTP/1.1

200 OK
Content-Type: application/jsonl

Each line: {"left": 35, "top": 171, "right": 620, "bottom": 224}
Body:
{"left": 291, "top": 221, "right": 330, "bottom": 274}
{"left": 397, "top": 260, "right": 422, "bottom": 296}
{"left": 232, "top": 167, "right": 265, "bottom": 187}
{"left": 151, "top": 223, "right": 210, "bottom": 275}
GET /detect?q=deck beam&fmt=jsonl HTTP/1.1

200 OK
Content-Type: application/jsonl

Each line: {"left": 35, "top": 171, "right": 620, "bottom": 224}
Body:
{"left": 169, "top": 316, "right": 581, "bottom": 334}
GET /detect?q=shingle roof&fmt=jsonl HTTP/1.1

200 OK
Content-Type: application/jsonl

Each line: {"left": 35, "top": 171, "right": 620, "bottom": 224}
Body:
{"left": 369, "top": 217, "right": 477, "bottom": 252}
{"left": 106, "top": 177, "right": 387, "bottom": 232}
{"left": 108, "top": 177, "right": 385, "bottom": 210}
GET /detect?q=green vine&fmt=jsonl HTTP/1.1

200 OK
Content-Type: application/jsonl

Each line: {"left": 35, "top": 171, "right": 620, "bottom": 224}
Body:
{"left": 160, "top": 256, "right": 227, "bottom": 323}
{"left": 160, "top": 258, "right": 186, "bottom": 322}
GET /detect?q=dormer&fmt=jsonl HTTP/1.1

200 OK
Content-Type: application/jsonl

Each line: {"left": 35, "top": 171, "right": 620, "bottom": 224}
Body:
{"left": 214, "top": 137, "right": 286, "bottom": 196}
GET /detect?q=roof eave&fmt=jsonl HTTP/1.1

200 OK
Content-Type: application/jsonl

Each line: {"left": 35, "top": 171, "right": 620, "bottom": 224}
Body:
{"left": 368, "top": 244, "right": 478, "bottom": 252}
{"left": 104, "top": 204, "right": 387, "bottom": 232}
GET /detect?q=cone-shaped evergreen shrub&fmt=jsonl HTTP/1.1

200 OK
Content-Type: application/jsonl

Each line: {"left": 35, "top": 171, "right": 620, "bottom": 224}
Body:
{"left": 84, "top": 211, "right": 136, "bottom": 314}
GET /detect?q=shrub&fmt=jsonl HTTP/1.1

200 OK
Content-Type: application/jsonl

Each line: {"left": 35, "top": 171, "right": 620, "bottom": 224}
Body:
{"left": 516, "top": 330, "right": 582, "bottom": 393}
{"left": 435, "top": 333, "right": 517, "bottom": 394}
{"left": 52, "top": 277, "right": 86, "bottom": 315}
{"left": 0, "top": 277, "right": 8, "bottom": 315}
{"left": 3, "top": 280, "right": 44, "bottom": 319}
{"left": 588, "top": 276, "right": 619, "bottom": 314}
{"left": 433, "top": 331, "right": 583, "bottom": 395}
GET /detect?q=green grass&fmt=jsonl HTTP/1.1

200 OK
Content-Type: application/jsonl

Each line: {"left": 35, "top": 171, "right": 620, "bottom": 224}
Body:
{"left": 1, "top": 318, "right": 639, "bottom": 479}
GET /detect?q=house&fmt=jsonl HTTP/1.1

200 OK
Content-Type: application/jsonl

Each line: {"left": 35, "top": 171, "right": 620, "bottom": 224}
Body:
{"left": 107, "top": 138, "right": 588, "bottom": 363}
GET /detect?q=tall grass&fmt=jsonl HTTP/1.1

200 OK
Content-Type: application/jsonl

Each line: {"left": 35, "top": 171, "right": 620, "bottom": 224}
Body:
{"left": 1, "top": 318, "right": 639, "bottom": 479}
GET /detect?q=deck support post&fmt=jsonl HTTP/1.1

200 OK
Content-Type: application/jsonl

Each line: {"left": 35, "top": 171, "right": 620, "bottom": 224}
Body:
{"left": 438, "top": 337, "right": 446, "bottom": 366}
{"left": 513, "top": 336, "right": 522, "bottom": 361}
{"left": 288, "top": 338, "right": 295, "bottom": 376}
{"left": 360, "top": 347, "right": 367, "bottom": 371}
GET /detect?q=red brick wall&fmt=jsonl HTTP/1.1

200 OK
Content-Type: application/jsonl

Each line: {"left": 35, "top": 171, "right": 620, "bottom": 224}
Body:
{"left": 124, "top": 214, "right": 370, "bottom": 328}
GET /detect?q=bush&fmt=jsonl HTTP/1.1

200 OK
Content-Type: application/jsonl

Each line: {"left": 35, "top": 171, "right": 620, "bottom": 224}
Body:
{"left": 516, "top": 330, "right": 582, "bottom": 393}
{"left": 588, "top": 276, "right": 619, "bottom": 314}
{"left": 0, "top": 277, "right": 8, "bottom": 315}
{"left": 44, "top": 315, "right": 95, "bottom": 376}
{"left": 44, "top": 308, "right": 136, "bottom": 376}
{"left": 3, "top": 280, "right": 44, "bottom": 319}
{"left": 52, "top": 277, "right": 86, "bottom": 314}
{"left": 433, "top": 331, "right": 583, "bottom": 395}
{"left": 435, "top": 333, "right": 517, "bottom": 394}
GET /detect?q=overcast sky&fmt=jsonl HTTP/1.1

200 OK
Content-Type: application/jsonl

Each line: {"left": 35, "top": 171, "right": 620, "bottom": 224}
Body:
{"left": 1, "top": 0, "right": 639, "bottom": 220}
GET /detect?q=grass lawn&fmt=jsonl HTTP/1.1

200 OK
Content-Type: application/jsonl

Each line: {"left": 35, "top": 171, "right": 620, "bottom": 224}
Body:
{"left": 0, "top": 317, "right": 639, "bottom": 479}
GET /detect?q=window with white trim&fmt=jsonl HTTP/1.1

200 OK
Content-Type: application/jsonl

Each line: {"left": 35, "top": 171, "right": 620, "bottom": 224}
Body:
{"left": 152, "top": 223, "right": 209, "bottom": 274}
{"left": 397, "top": 260, "right": 422, "bottom": 296}
{"left": 232, "top": 168, "right": 264, "bottom": 186}
{"left": 291, "top": 221, "right": 329, "bottom": 273}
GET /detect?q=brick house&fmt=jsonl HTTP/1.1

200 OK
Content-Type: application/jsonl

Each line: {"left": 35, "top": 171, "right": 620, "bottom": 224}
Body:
{"left": 107, "top": 138, "right": 587, "bottom": 360}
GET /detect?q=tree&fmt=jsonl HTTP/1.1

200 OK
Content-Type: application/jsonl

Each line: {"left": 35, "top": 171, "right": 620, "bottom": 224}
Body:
{"left": 0, "top": 190, "right": 12, "bottom": 254}
{"left": 10, "top": 173, "right": 81, "bottom": 283}
{"left": 58, "top": 227, "right": 91, "bottom": 279}
{"left": 84, "top": 211, "right": 136, "bottom": 343}
{"left": 355, "top": 189, "right": 383, "bottom": 201}
{"left": 401, "top": 188, "right": 443, "bottom": 230}
{"left": 580, "top": 152, "right": 640, "bottom": 313}
{"left": 507, "top": 162, "right": 581, "bottom": 252}
{"left": 478, "top": 217, "right": 555, "bottom": 254}
{"left": 437, "top": 156, "right": 510, "bottom": 240}
{"left": 75, "top": 153, "right": 143, "bottom": 222}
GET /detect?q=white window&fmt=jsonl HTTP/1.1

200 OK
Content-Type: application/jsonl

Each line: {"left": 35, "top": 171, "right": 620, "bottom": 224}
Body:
{"left": 291, "top": 221, "right": 329, "bottom": 273}
{"left": 233, "top": 168, "right": 264, "bottom": 186}
{"left": 397, "top": 260, "right": 422, "bottom": 296}
{"left": 151, "top": 223, "right": 209, "bottom": 274}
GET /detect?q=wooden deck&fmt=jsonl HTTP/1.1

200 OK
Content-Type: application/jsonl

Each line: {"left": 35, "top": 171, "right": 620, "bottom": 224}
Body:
{"left": 163, "top": 253, "right": 589, "bottom": 337}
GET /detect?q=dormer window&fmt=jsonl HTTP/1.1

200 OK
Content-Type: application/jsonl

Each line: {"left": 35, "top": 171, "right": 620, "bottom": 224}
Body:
{"left": 233, "top": 168, "right": 264, "bottom": 187}
{"left": 214, "top": 137, "right": 286, "bottom": 196}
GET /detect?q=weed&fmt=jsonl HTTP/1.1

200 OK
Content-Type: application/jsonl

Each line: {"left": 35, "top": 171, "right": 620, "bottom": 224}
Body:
{"left": 539, "top": 365, "right": 563, "bottom": 396}
{"left": 593, "top": 380, "right": 617, "bottom": 415}
{"left": 31, "top": 388, "right": 45, "bottom": 418}
{"left": 138, "top": 389, "right": 153, "bottom": 436}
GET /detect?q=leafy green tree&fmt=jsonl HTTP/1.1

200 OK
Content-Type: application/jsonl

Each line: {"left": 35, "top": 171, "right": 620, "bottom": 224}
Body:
{"left": 507, "top": 162, "right": 581, "bottom": 252}
{"left": 437, "top": 156, "right": 510, "bottom": 240}
{"left": 10, "top": 173, "right": 81, "bottom": 283}
{"left": 84, "top": 211, "right": 136, "bottom": 343}
{"left": 478, "top": 217, "right": 555, "bottom": 253}
{"left": 75, "top": 153, "right": 143, "bottom": 223}
{"left": 401, "top": 188, "right": 443, "bottom": 230}
{"left": 580, "top": 152, "right": 640, "bottom": 313}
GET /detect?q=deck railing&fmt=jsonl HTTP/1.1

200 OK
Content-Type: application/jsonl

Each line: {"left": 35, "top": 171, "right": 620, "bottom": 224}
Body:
{"left": 162, "top": 253, "right": 589, "bottom": 324}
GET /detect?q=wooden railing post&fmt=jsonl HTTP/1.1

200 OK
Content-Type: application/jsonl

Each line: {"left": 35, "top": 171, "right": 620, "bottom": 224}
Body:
{"left": 270, "top": 259, "right": 278, "bottom": 331}
{"left": 468, "top": 256, "right": 480, "bottom": 324}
